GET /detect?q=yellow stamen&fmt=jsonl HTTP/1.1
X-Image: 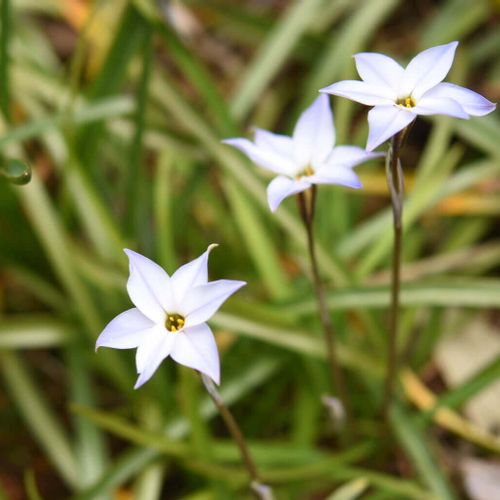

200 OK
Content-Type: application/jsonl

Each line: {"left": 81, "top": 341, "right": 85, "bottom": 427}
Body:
{"left": 165, "top": 313, "right": 185, "bottom": 332}
{"left": 296, "top": 165, "right": 314, "bottom": 180}
{"left": 396, "top": 96, "right": 416, "bottom": 108}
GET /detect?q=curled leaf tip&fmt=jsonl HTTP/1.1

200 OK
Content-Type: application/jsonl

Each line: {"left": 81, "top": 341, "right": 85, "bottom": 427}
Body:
{"left": 0, "top": 159, "right": 32, "bottom": 185}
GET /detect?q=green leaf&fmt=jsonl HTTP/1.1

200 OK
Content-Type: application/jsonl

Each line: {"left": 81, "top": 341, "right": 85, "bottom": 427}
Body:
{"left": 223, "top": 179, "right": 291, "bottom": 299}
{"left": 154, "top": 21, "right": 235, "bottom": 135}
{"left": 326, "top": 478, "right": 370, "bottom": 500}
{"left": 230, "top": 0, "right": 325, "bottom": 120}
{"left": 212, "top": 311, "right": 382, "bottom": 376}
{"left": 0, "top": 316, "right": 68, "bottom": 349}
{"left": 302, "top": 0, "right": 399, "bottom": 105}
{"left": 289, "top": 279, "right": 500, "bottom": 312}
{"left": 76, "top": 4, "right": 150, "bottom": 177}
{"left": 75, "top": 358, "right": 281, "bottom": 498}
{"left": 0, "top": 97, "right": 133, "bottom": 149}
{"left": 0, "top": 351, "right": 79, "bottom": 488}
{"left": 66, "top": 340, "right": 108, "bottom": 494}
{"left": 0, "top": 0, "right": 11, "bottom": 121}
{"left": 24, "top": 470, "right": 44, "bottom": 500}
{"left": 428, "top": 356, "right": 500, "bottom": 416}
{"left": 391, "top": 405, "right": 457, "bottom": 500}
{"left": 126, "top": 26, "right": 153, "bottom": 238}
{"left": 14, "top": 172, "right": 101, "bottom": 334}
{"left": 455, "top": 115, "right": 500, "bottom": 160}
{"left": 421, "top": 0, "right": 491, "bottom": 47}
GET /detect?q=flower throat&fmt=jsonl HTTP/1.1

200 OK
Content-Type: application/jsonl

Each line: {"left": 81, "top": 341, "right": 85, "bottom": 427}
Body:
{"left": 296, "top": 165, "right": 314, "bottom": 180}
{"left": 165, "top": 313, "right": 185, "bottom": 332}
{"left": 396, "top": 96, "right": 416, "bottom": 108}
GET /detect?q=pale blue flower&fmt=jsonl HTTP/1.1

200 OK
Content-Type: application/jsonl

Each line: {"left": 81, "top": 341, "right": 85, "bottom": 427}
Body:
{"left": 96, "top": 245, "right": 245, "bottom": 388}
{"left": 321, "top": 42, "right": 496, "bottom": 151}
{"left": 223, "top": 95, "right": 380, "bottom": 212}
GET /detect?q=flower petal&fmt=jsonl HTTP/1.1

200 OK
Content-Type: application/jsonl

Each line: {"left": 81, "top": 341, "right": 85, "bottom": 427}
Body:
{"left": 254, "top": 129, "right": 295, "bottom": 161}
{"left": 171, "top": 244, "right": 217, "bottom": 304}
{"left": 422, "top": 82, "right": 496, "bottom": 116}
{"left": 292, "top": 94, "right": 335, "bottom": 168}
{"left": 320, "top": 80, "right": 396, "bottom": 106}
{"left": 134, "top": 326, "right": 177, "bottom": 389}
{"left": 266, "top": 176, "right": 310, "bottom": 212}
{"left": 326, "top": 145, "right": 384, "bottom": 168}
{"left": 183, "top": 279, "right": 246, "bottom": 327}
{"left": 222, "top": 138, "right": 295, "bottom": 176}
{"left": 413, "top": 96, "right": 469, "bottom": 119}
{"left": 96, "top": 308, "right": 154, "bottom": 350}
{"left": 308, "top": 169, "right": 362, "bottom": 189}
{"left": 354, "top": 52, "right": 405, "bottom": 92}
{"left": 124, "top": 249, "right": 173, "bottom": 323}
{"left": 366, "top": 106, "right": 417, "bottom": 151}
{"left": 170, "top": 323, "right": 220, "bottom": 384}
{"left": 399, "top": 41, "right": 458, "bottom": 99}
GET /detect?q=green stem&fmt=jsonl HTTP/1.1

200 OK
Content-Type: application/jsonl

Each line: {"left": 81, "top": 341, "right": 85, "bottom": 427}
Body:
{"left": 382, "top": 132, "right": 405, "bottom": 420}
{"left": 200, "top": 373, "right": 274, "bottom": 500}
{"left": 297, "top": 188, "right": 351, "bottom": 431}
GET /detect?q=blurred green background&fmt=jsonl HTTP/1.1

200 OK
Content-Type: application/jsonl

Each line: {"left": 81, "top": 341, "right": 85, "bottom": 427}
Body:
{"left": 1, "top": 0, "right": 500, "bottom": 498}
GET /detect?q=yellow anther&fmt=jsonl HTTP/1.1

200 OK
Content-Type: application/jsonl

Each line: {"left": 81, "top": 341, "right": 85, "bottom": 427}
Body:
{"left": 296, "top": 165, "right": 314, "bottom": 180}
{"left": 165, "top": 313, "right": 185, "bottom": 332}
{"left": 396, "top": 96, "right": 416, "bottom": 108}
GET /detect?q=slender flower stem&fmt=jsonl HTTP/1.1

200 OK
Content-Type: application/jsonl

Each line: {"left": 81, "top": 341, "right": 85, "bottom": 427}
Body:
{"left": 381, "top": 132, "right": 405, "bottom": 420}
{"left": 200, "top": 373, "right": 274, "bottom": 500}
{"left": 297, "top": 188, "right": 351, "bottom": 431}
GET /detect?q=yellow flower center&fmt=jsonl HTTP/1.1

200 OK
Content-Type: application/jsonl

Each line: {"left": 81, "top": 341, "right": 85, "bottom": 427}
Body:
{"left": 296, "top": 165, "right": 314, "bottom": 180}
{"left": 165, "top": 313, "right": 185, "bottom": 332}
{"left": 396, "top": 96, "right": 416, "bottom": 108}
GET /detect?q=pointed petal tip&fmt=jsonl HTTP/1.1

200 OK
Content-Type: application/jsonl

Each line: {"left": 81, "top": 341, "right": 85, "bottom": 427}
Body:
{"left": 203, "top": 367, "right": 220, "bottom": 386}
{"left": 123, "top": 248, "right": 140, "bottom": 260}
{"left": 268, "top": 200, "right": 279, "bottom": 212}
{"left": 202, "top": 243, "right": 219, "bottom": 264}
{"left": 352, "top": 52, "right": 367, "bottom": 61}
{"left": 365, "top": 139, "right": 381, "bottom": 153}
{"left": 474, "top": 100, "right": 496, "bottom": 115}
{"left": 319, "top": 84, "right": 334, "bottom": 94}
{"left": 226, "top": 279, "right": 247, "bottom": 293}
{"left": 369, "top": 152, "right": 386, "bottom": 159}
{"left": 433, "top": 40, "right": 459, "bottom": 52}
{"left": 221, "top": 137, "right": 248, "bottom": 148}
{"left": 134, "top": 372, "right": 148, "bottom": 390}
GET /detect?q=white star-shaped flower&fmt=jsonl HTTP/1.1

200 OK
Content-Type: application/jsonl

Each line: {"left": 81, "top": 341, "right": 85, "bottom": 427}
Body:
{"left": 96, "top": 245, "right": 245, "bottom": 388}
{"left": 222, "top": 95, "right": 381, "bottom": 212}
{"left": 320, "top": 41, "right": 496, "bottom": 151}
